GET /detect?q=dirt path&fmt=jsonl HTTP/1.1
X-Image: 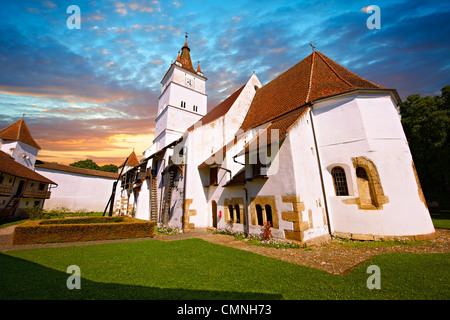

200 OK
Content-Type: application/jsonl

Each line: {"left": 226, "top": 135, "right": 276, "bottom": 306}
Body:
{"left": 199, "top": 229, "right": 450, "bottom": 274}
{"left": 1, "top": 224, "right": 448, "bottom": 275}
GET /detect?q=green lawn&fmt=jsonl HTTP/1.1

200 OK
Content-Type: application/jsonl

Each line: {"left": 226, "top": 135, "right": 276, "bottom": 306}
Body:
{"left": 431, "top": 210, "right": 450, "bottom": 229}
{"left": 1, "top": 239, "right": 449, "bottom": 300}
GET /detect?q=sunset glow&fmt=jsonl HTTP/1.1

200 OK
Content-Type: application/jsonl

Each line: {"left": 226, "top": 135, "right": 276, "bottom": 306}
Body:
{"left": 1, "top": 1, "right": 448, "bottom": 166}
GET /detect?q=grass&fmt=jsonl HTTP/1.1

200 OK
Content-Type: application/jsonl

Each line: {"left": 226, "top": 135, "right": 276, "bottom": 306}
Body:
{"left": 431, "top": 210, "right": 450, "bottom": 229}
{"left": 1, "top": 238, "right": 449, "bottom": 300}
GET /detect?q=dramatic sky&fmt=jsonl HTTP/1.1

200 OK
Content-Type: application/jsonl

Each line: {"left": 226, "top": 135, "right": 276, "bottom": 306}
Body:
{"left": 0, "top": 0, "right": 449, "bottom": 165}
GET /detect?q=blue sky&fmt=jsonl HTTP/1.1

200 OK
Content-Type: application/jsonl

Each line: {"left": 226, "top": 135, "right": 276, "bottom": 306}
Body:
{"left": 0, "top": 0, "right": 449, "bottom": 165}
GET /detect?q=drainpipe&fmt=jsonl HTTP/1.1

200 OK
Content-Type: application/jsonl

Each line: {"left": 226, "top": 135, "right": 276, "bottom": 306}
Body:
{"left": 309, "top": 106, "right": 333, "bottom": 238}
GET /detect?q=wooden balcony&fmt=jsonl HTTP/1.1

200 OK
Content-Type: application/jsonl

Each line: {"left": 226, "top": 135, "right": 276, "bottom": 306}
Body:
{"left": 0, "top": 184, "right": 13, "bottom": 196}
{"left": 22, "top": 189, "right": 51, "bottom": 199}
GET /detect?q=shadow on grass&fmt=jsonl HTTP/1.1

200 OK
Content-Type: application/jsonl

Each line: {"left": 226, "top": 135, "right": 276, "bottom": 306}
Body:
{"left": 0, "top": 253, "right": 282, "bottom": 300}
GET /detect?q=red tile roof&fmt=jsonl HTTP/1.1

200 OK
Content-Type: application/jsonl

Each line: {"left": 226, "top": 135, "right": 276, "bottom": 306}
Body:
{"left": 240, "top": 51, "right": 388, "bottom": 132}
{"left": 179, "top": 40, "right": 195, "bottom": 73}
{"left": 0, "top": 118, "right": 41, "bottom": 149}
{"left": 188, "top": 84, "right": 246, "bottom": 131}
{"left": 0, "top": 151, "right": 55, "bottom": 184}
{"left": 119, "top": 151, "right": 140, "bottom": 168}
{"left": 242, "top": 107, "right": 309, "bottom": 154}
{"left": 35, "top": 161, "right": 119, "bottom": 179}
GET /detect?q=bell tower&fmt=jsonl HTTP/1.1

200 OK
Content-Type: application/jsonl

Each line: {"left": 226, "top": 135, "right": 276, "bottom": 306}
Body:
{"left": 153, "top": 34, "right": 207, "bottom": 150}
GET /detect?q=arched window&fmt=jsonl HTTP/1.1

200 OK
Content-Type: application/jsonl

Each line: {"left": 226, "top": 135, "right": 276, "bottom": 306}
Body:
{"left": 255, "top": 204, "right": 263, "bottom": 226}
{"left": 234, "top": 205, "right": 240, "bottom": 223}
{"left": 265, "top": 204, "right": 273, "bottom": 227}
{"left": 356, "top": 166, "right": 376, "bottom": 207}
{"left": 331, "top": 167, "right": 349, "bottom": 196}
{"left": 228, "top": 204, "right": 234, "bottom": 221}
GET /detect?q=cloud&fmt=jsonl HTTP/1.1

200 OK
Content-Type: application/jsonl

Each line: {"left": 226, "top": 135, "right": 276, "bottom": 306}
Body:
{"left": 0, "top": 0, "right": 448, "bottom": 165}
{"left": 115, "top": 2, "right": 128, "bottom": 15}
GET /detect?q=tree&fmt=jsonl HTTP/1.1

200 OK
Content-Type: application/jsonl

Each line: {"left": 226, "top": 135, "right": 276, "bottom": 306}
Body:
{"left": 69, "top": 159, "right": 100, "bottom": 171}
{"left": 400, "top": 85, "right": 449, "bottom": 208}
{"left": 99, "top": 164, "right": 119, "bottom": 173}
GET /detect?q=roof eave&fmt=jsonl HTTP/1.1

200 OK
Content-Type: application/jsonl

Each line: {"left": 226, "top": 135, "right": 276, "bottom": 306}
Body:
{"left": 310, "top": 88, "right": 402, "bottom": 106}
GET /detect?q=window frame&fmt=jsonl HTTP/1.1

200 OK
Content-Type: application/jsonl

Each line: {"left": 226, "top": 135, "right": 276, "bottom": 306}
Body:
{"left": 331, "top": 166, "right": 349, "bottom": 196}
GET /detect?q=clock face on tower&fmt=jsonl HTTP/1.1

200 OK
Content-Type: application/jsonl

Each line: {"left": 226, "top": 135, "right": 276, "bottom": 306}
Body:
{"left": 185, "top": 77, "right": 194, "bottom": 89}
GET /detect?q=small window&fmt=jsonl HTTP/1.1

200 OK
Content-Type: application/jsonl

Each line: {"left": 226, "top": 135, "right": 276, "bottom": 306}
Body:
{"left": 209, "top": 167, "right": 218, "bottom": 186}
{"left": 255, "top": 204, "right": 263, "bottom": 226}
{"left": 234, "top": 205, "right": 240, "bottom": 223}
{"left": 228, "top": 205, "right": 234, "bottom": 221}
{"left": 265, "top": 204, "right": 273, "bottom": 226}
{"left": 181, "top": 101, "right": 186, "bottom": 108}
{"left": 332, "top": 167, "right": 349, "bottom": 196}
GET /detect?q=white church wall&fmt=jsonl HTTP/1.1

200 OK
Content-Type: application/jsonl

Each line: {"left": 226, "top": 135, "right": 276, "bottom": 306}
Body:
{"left": 1, "top": 141, "right": 38, "bottom": 169}
{"left": 166, "top": 84, "right": 207, "bottom": 117}
{"left": 180, "top": 76, "right": 262, "bottom": 230}
{"left": 36, "top": 168, "right": 116, "bottom": 212}
{"left": 134, "top": 179, "right": 150, "bottom": 221}
{"left": 223, "top": 74, "right": 262, "bottom": 143}
{"left": 287, "top": 111, "right": 330, "bottom": 241}
{"left": 312, "top": 93, "right": 435, "bottom": 238}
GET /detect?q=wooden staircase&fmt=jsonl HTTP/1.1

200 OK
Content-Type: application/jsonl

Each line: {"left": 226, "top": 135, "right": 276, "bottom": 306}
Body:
{"left": 160, "top": 170, "right": 175, "bottom": 225}
{"left": 149, "top": 174, "right": 158, "bottom": 222}
{"left": 2, "top": 194, "right": 22, "bottom": 217}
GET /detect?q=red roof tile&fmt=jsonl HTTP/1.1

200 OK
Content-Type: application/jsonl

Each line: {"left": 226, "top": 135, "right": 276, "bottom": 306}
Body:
{"left": 119, "top": 151, "right": 140, "bottom": 168}
{"left": 179, "top": 40, "right": 195, "bottom": 73}
{"left": 242, "top": 107, "right": 308, "bottom": 154}
{"left": 0, "top": 151, "right": 55, "bottom": 184}
{"left": 36, "top": 161, "right": 119, "bottom": 179}
{"left": 240, "top": 51, "right": 386, "bottom": 132}
{"left": 0, "top": 119, "right": 41, "bottom": 149}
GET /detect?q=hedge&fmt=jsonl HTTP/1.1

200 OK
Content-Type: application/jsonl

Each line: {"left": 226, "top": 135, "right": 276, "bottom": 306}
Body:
{"left": 11, "top": 217, "right": 155, "bottom": 245}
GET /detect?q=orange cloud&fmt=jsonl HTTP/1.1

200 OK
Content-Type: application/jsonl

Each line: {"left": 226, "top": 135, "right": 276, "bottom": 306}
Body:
{"left": 37, "top": 133, "right": 155, "bottom": 166}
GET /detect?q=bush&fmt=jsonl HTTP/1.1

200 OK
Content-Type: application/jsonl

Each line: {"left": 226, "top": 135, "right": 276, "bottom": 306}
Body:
{"left": 26, "top": 207, "right": 62, "bottom": 220}
{"left": 39, "top": 216, "right": 125, "bottom": 225}
{"left": 11, "top": 217, "right": 155, "bottom": 245}
{"left": 155, "top": 224, "right": 181, "bottom": 235}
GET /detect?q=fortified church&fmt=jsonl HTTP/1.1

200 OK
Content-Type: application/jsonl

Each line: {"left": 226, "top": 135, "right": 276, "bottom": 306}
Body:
{"left": 91, "top": 35, "right": 439, "bottom": 243}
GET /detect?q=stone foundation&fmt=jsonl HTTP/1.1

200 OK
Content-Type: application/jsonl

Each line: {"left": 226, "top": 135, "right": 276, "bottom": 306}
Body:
{"left": 333, "top": 231, "right": 437, "bottom": 241}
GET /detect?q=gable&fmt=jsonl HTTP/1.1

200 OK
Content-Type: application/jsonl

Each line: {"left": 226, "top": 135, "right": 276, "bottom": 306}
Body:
{"left": 0, "top": 119, "right": 41, "bottom": 150}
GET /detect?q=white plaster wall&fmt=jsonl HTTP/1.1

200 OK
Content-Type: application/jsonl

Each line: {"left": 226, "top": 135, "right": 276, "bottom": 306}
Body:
{"left": 181, "top": 75, "right": 261, "bottom": 229}
{"left": 162, "top": 82, "right": 207, "bottom": 116}
{"left": 1, "top": 141, "right": 38, "bottom": 169}
{"left": 287, "top": 111, "right": 330, "bottom": 241}
{"left": 135, "top": 179, "right": 150, "bottom": 221}
{"left": 35, "top": 168, "right": 116, "bottom": 212}
{"left": 313, "top": 93, "right": 435, "bottom": 237}
{"left": 162, "top": 65, "right": 206, "bottom": 96}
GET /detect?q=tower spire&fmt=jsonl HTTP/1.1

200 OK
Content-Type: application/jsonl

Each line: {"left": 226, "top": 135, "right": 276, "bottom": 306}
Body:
{"left": 179, "top": 33, "right": 194, "bottom": 72}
